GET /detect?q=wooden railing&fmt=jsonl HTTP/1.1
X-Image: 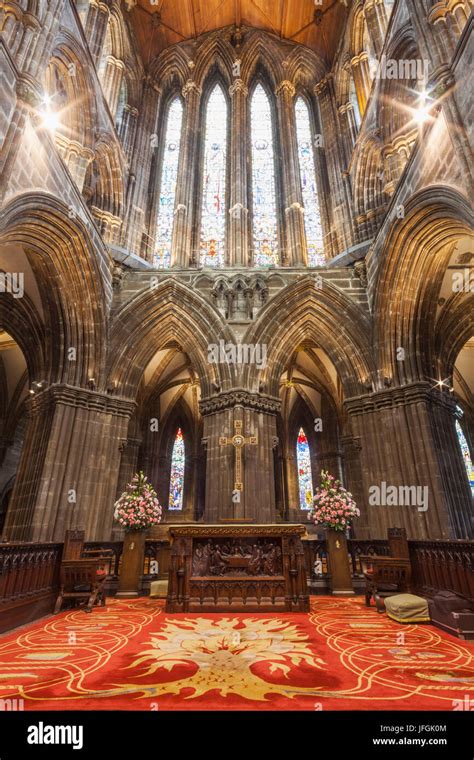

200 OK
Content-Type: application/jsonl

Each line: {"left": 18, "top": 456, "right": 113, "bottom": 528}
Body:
{"left": 408, "top": 540, "right": 474, "bottom": 599}
{"left": 0, "top": 543, "right": 62, "bottom": 632}
{"left": 1, "top": 537, "right": 472, "bottom": 631}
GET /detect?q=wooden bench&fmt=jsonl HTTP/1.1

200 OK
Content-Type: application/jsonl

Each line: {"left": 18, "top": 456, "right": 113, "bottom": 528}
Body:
{"left": 54, "top": 559, "right": 108, "bottom": 614}
{"left": 54, "top": 530, "right": 113, "bottom": 614}
{"left": 360, "top": 528, "right": 412, "bottom": 611}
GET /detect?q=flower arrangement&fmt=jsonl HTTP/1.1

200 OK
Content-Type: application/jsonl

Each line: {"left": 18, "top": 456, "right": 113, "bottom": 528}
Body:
{"left": 114, "top": 471, "right": 162, "bottom": 532}
{"left": 309, "top": 469, "right": 359, "bottom": 532}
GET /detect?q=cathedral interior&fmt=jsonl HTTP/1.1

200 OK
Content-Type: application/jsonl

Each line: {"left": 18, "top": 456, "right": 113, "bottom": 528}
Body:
{"left": 1, "top": 0, "right": 474, "bottom": 732}
{"left": 0, "top": 0, "right": 473, "bottom": 545}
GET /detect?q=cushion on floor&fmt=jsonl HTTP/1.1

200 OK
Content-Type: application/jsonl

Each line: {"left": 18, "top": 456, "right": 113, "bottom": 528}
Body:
{"left": 384, "top": 593, "right": 430, "bottom": 623}
{"left": 150, "top": 580, "right": 169, "bottom": 598}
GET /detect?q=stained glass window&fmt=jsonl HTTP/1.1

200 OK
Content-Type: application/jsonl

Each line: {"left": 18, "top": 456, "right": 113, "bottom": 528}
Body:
{"left": 154, "top": 98, "right": 183, "bottom": 268}
{"left": 251, "top": 84, "right": 279, "bottom": 266}
{"left": 296, "top": 427, "right": 313, "bottom": 510}
{"left": 295, "top": 97, "right": 325, "bottom": 267}
{"left": 456, "top": 420, "right": 474, "bottom": 496}
{"left": 115, "top": 78, "right": 127, "bottom": 133}
{"left": 349, "top": 76, "right": 361, "bottom": 128}
{"left": 169, "top": 427, "right": 185, "bottom": 510}
{"left": 200, "top": 85, "right": 227, "bottom": 268}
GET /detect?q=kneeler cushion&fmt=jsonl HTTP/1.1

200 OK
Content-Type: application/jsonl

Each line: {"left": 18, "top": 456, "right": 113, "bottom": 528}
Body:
{"left": 385, "top": 593, "right": 430, "bottom": 623}
{"left": 150, "top": 580, "right": 169, "bottom": 598}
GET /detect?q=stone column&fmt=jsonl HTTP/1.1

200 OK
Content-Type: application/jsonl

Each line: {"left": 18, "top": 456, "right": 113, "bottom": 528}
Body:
{"left": 363, "top": 0, "right": 388, "bottom": 60}
{"left": 118, "top": 105, "right": 139, "bottom": 161}
{"left": 338, "top": 102, "right": 359, "bottom": 152}
{"left": 3, "top": 385, "right": 136, "bottom": 542}
{"left": 101, "top": 56, "right": 125, "bottom": 117}
{"left": 171, "top": 79, "right": 202, "bottom": 267}
{"left": 200, "top": 393, "right": 280, "bottom": 523}
{"left": 275, "top": 80, "right": 306, "bottom": 266}
{"left": 314, "top": 77, "right": 355, "bottom": 255}
{"left": 228, "top": 79, "right": 249, "bottom": 267}
{"left": 14, "top": 17, "right": 41, "bottom": 71}
{"left": 122, "top": 77, "right": 161, "bottom": 257}
{"left": 23, "top": 0, "right": 64, "bottom": 81}
{"left": 351, "top": 54, "right": 372, "bottom": 117}
{"left": 341, "top": 434, "right": 369, "bottom": 538}
{"left": 84, "top": 0, "right": 110, "bottom": 65}
{"left": 344, "top": 382, "right": 472, "bottom": 540}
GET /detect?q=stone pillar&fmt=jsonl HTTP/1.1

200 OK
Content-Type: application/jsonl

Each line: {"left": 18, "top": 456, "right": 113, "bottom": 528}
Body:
{"left": 14, "top": 18, "right": 40, "bottom": 71}
{"left": 115, "top": 436, "right": 142, "bottom": 499}
{"left": 338, "top": 103, "right": 359, "bottom": 152}
{"left": 84, "top": 0, "right": 110, "bottom": 65}
{"left": 122, "top": 77, "right": 161, "bottom": 257}
{"left": 171, "top": 79, "right": 202, "bottom": 267}
{"left": 3, "top": 386, "right": 136, "bottom": 542}
{"left": 341, "top": 434, "right": 369, "bottom": 538}
{"left": 275, "top": 80, "right": 306, "bottom": 266}
{"left": 363, "top": 0, "right": 388, "bottom": 60}
{"left": 344, "top": 382, "right": 472, "bottom": 540}
{"left": 57, "top": 139, "right": 94, "bottom": 192}
{"left": 351, "top": 54, "right": 372, "bottom": 117}
{"left": 118, "top": 105, "right": 139, "bottom": 161}
{"left": 101, "top": 56, "right": 125, "bottom": 117}
{"left": 23, "top": 0, "right": 64, "bottom": 80}
{"left": 228, "top": 79, "right": 249, "bottom": 267}
{"left": 314, "top": 77, "right": 355, "bottom": 255}
{"left": 200, "top": 393, "right": 280, "bottom": 523}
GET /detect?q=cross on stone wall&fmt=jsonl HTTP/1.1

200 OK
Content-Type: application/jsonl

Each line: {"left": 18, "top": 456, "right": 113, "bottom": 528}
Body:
{"left": 219, "top": 417, "right": 257, "bottom": 491}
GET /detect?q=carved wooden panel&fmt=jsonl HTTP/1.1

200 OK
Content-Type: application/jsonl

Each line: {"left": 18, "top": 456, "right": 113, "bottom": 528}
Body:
{"left": 166, "top": 525, "right": 309, "bottom": 612}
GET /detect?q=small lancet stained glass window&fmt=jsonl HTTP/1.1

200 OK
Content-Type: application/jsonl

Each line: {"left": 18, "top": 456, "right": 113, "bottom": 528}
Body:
{"left": 200, "top": 84, "right": 227, "bottom": 268}
{"left": 251, "top": 84, "right": 279, "bottom": 266}
{"left": 154, "top": 98, "right": 183, "bottom": 268}
{"left": 169, "top": 427, "right": 185, "bottom": 510}
{"left": 295, "top": 97, "right": 325, "bottom": 267}
{"left": 456, "top": 420, "right": 474, "bottom": 496}
{"left": 296, "top": 427, "right": 313, "bottom": 510}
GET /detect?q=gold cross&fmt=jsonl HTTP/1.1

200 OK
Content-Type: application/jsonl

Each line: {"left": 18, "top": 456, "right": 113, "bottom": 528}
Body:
{"left": 219, "top": 419, "right": 257, "bottom": 491}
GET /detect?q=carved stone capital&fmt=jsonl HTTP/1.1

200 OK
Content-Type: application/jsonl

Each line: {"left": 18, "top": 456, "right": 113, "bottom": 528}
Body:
{"left": 16, "top": 77, "right": 42, "bottom": 107}
{"left": 275, "top": 80, "right": 295, "bottom": 99}
{"left": 229, "top": 202, "right": 248, "bottom": 218}
{"left": 25, "top": 384, "right": 137, "bottom": 419}
{"left": 285, "top": 202, "right": 304, "bottom": 215}
{"left": 182, "top": 80, "right": 202, "bottom": 99}
{"left": 229, "top": 79, "right": 248, "bottom": 97}
{"left": 199, "top": 390, "right": 281, "bottom": 415}
{"left": 344, "top": 381, "right": 458, "bottom": 416}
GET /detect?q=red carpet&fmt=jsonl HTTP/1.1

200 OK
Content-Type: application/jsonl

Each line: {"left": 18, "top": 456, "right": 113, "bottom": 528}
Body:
{"left": 0, "top": 596, "right": 472, "bottom": 710}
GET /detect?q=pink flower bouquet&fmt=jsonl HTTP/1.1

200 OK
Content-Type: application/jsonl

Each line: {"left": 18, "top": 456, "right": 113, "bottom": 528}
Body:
{"left": 309, "top": 469, "right": 359, "bottom": 532}
{"left": 114, "top": 471, "right": 162, "bottom": 532}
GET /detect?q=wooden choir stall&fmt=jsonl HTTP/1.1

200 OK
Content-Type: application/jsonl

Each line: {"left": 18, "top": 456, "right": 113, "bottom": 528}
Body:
{"left": 166, "top": 524, "right": 310, "bottom": 613}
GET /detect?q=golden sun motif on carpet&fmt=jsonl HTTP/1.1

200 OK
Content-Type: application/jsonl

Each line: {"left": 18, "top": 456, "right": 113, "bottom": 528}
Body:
{"left": 107, "top": 616, "right": 326, "bottom": 701}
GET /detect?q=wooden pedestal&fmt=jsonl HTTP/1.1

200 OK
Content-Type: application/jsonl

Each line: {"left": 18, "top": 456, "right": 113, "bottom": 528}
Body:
{"left": 166, "top": 524, "right": 309, "bottom": 612}
{"left": 117, "top": 531, "right": 146, "bottom": 597}
{"left": 326, "top": 529, "right": 354, "bottom": 595}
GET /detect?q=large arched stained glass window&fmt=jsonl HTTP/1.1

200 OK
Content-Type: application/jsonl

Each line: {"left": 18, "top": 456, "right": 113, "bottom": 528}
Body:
{"left": 251, "top": 84, "right": 279, "bottom": 266}
{"left": 200, "top": 84, "right": 227, "bottom": 268}
{"left": 295, "top": 97, "right": 325, "bottom": 267}
{"left": 169, "top": 427, "right": 185, "bottom": 510}
{"left": 154, "top": 98, "right": 183, "bottom": 268}
{"left": 296, "top": 427, "right": 313, "bottom": 510}
{"left": 456, "top": 420, "right": 474, "bottom": 496}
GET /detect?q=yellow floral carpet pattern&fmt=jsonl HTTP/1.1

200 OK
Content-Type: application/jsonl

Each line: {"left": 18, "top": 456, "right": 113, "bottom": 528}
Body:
{"left": 0, "top": 596, "right": 472, "bottom": 710}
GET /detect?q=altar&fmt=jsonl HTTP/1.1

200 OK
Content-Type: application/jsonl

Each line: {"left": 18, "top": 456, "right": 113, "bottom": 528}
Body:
{"left": 166, "top": 524, "right": 309, "bottom": 612}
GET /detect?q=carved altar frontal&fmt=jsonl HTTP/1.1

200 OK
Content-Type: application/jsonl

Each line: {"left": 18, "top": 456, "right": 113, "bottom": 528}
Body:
{"left": 165, "top": 524, "right": 310, "bottom": 613}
